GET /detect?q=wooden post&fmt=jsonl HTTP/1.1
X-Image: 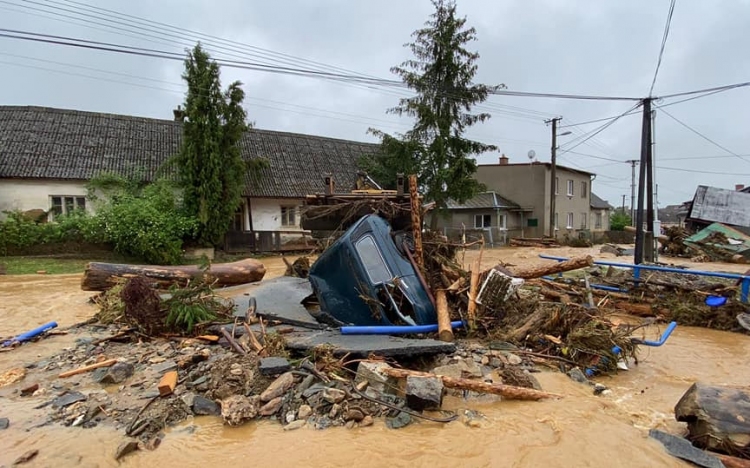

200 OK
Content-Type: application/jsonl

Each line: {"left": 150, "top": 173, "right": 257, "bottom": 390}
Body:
{"left": 436, "top": 289, "right": 453, "bottom": 342}
{"left": 467, "top": 258, "right": 481, "bottom": 331}
{"left": 381, "top": 367, "right": 561, "bottom": 401}
{"left": 408, "top": 174, "right": 424, "bottom": 268}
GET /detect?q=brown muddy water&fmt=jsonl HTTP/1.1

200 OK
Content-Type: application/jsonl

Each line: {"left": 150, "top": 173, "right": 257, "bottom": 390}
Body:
{"left": 1, "top": 253, "right": 749, "bottom": 467}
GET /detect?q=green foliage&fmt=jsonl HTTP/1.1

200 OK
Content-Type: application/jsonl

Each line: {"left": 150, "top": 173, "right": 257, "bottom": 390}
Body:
{"left": 0, "top": 210, "right": 102, "bottom": 255}
{"left": 610, "top": 211, "right": 632, "bottom": 231}
{"left": 95, "top": 180, "right": 198, "bottom": 264}
{"left": 163, "top": 277, "right": 228, "bottom": 334}
{"left": 177, "top": 43, "right": 250, "bottom": 247}
{"left": 364, "top": 0, "right": 498, "bottom": 227}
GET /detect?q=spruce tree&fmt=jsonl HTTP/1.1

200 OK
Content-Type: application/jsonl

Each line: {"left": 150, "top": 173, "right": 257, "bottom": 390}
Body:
{"left": 366, "top": 0, "right": 498, "bottom": 228}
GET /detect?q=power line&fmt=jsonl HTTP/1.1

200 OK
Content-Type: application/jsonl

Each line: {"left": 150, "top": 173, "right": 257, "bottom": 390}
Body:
{"left": 659, "top": 108, "right": 750, "bottom": 165}
{"left": 558, "top": 102, "right": 642, "bottom": 154}
{"left": 656, "top": 166, "right": 750, "bottom": 176}
{"left": 488, "top": 88, "right": 640, "bottom": 101}
{"left": 649, "top": 0, "right": 677, "bottom": 96}
{"left": 656, "top": 80, "right": 750, "bottom": 100}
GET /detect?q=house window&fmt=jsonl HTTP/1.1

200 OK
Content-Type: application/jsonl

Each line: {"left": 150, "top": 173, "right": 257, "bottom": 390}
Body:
{"left": 498, "top": 214, "right": 507, "bottom": 230}
{"left": 595, "top": 212, "right": 603, "bottom": 229}
{"left": 50, "top": 196, "right": 85, "bottom": 218}
{"left": 555, "top": 177, "right": 559, "bottom": 195}
{"left": 474, "top": 214, "right": 491, "bottom": 229}
{"left": 567, "top": 180, "right": 574, "bottom": 196}
{"left": 527, "top": 218, "right": 538, "bottom": 227}
{"left": 554, "top": 212, "right": 559, "bottom": 230}
{"left": 581, "top": 181, "right": 587, "bottom": 198}
{"left": 580, "top": 213, "right": 587, "bottom": 229}
{"left": 280, "top": 206, "right": 297, "bottom": 227}
{"left": 566, "top": 212, "right": 574, "bottom": 229}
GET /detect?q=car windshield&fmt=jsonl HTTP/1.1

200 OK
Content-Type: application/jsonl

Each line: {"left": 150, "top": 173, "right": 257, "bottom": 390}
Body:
{"left": 355, "top": 235, "right": 391, "bottom": 284}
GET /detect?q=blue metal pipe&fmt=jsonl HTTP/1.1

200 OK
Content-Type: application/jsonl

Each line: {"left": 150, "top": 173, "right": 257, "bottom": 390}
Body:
{"left": 341, "top": 320, "right": 464, "bottom": 335}
{"left": 2, "top": 321, "right": 58, "bottom": 347}
{"left": 541, "top": 276, "right": 626, "bottom": 293}
{"left": 539, "top": 254, "right": 750, "bottom": 303}
{"left": 631, "top": 321, "right": 677, "bottom": 347}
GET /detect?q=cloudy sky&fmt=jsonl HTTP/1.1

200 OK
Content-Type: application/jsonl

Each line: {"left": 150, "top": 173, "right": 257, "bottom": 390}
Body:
{"left": 1, "top": 0, "right": 749, "bottom": 207}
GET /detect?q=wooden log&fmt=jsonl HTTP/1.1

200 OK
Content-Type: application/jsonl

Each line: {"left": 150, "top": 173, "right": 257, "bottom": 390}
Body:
{"left": 624, "top": 225, "right": 669, "bottom": 243}
{"left": 408, "top": 174, "right": 424, "bottom": 268}
{"left": 81, "top": 258, "right": 267, "bottom": 291}
{"left": 59, "top": 358, "right": 117, "bottom": 378}
{"left": 511, "top": 255, "right": 594, "bottom": 280}
{"left": 220, "top": 328, "right": 247, "bottom": 355}
{"left": 539, "top": 287, "right": 572, "bottom": 304}
{"left": 381, "top": 367, "right": 561, "bottom": 401}
{"left": 675, "top": 382, "right": 750, "bottom": 454}
{"left": 611, "top": 301, "right": 657, "bottom": 317}
{"left": 158, "top": 370, "right": 178, "bottom": 396}
{"left": 242, "top": 323, "right": 265, "bottom": 354}
{"left": 435, "top": 290, "right": 454, "bottom": 342}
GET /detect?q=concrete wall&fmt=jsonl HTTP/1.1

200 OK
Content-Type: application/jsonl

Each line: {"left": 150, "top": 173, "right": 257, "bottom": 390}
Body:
{"left": 431, "top": 208, "right": 522, "bottom": 246}
{"left": 247, "top": 197, "right": 306, "bottom": 232}
{"left": 0, "top": 178, "right": 90, "bottom": 219}
{"left": 590, "top": 208, "right": 611, "bottom": 232}
{"left": 473, "top": 164, "right": 593, "bottom": 238}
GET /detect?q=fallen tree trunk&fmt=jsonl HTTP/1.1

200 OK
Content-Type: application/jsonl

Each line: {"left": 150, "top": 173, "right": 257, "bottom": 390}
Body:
{"left": 675, "top": 382, "right": 750, "bottom": 456}
{"left": 624, "top": 225, "right": 669, "bottom": 243}
{"left": 81, "top": 259, "right": 267, "bottom": 291}
{"left": 611, "top": 301, "right": 658, "bottom": 317}
{"left": 381, "top": 367, "right": 561, "bottom": 401}
{"left": 511, "top": 256, "right": 593, "bottom": 280}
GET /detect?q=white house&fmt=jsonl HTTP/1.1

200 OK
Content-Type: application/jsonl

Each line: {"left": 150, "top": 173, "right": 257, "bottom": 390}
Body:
{"left": 0, "top": 106, "right": 378, "bottom": 251}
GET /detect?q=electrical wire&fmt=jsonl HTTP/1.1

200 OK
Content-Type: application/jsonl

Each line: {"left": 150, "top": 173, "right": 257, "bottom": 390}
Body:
{"left": 649, "top": 0, "right": 677, "bottom": 96}
{"left": 659, "top": 108, "right": 750, "bottom": 164}
{"left": 558, "top": 102, "right": 642, "bottom": 155}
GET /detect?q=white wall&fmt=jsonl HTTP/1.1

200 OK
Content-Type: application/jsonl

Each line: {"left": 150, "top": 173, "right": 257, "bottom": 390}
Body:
{"left": 248, "top": 198, "right": 305, "bottom": 231}
{"left": 0, "top": 179, "right": 90, "bottom": 219}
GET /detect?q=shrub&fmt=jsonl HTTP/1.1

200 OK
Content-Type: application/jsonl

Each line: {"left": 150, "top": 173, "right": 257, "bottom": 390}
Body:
{"left": 0, "top": 210, "right": 102, "bottom": 254}
{"left": 95, "top": 180, "right": 198, "bottom": 265}
{"left": 610, "top": 212, "right": 632, "bottom": 231}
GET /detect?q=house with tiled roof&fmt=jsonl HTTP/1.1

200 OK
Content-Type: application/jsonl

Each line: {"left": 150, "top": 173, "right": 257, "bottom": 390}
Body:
{"left": 0, "top": 106, "right": 378, "bottom": 250}
{"left": 589, "top": 192, "right": 613, "bottom": 232}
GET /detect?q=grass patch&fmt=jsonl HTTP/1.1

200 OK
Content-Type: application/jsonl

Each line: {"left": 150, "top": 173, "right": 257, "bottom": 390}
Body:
{"left": 1, "top": 253, "right": 135, "bottom": 275}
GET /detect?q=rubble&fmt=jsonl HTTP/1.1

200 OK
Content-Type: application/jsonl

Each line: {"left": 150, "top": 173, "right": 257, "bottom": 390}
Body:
{"left": 98, "top": 362, "right": 134, "bottom": 384}
{"left": 404, "top": 375, "right": 443, "bottom": 411}
{"left": 221, "top": 395, "right": 260, "bottom": 426}
{"left": 259, "top": 357, "right": 291, "bottom": 376}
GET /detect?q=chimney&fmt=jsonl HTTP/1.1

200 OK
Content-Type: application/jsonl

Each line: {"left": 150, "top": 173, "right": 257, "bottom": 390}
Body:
{"left": 173, "top": 105, "right": 185, "bottom": 122}
{"left": 736, "top": 184, "right": 745, "bottom": 191}
{"left": 499, "top": 154, "right": 509, "bottom": 165}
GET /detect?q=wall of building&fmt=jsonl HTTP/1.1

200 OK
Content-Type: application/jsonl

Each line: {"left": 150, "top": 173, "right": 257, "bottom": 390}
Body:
{"left": 0, "top": 178, "right": 90, "bottom": 219}
{"left": 590, "top": 209, "right": 610, "bottom": 231}
{"left": 431, "top": 209, "right": 522, "bottom": 245}
{"left": 247, "top": 197, "right": 306, "bottom": 232}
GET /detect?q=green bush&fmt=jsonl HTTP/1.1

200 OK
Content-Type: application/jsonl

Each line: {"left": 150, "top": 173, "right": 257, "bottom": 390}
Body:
{"left": 95, "top": 181, "right": 198, "bottom": 265}
{"left": 0, "top": 210, "right": 101, "bottom": 254}
{"left": 610, "top": 212, "right": 632, "bottom": 231}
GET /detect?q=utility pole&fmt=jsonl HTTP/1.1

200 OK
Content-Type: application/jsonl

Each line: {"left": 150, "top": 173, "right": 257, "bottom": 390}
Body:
{"left": 546, "top": 117, "right": 562, "bottom": 238}
{"left": 626, "top": 159, "right": 638, "bottom": 224}
{"left": 634, "top": 98, "right": 654, "bottom": 264}
{"left": 621, "top": 195, "right": 626, "bottom": 213}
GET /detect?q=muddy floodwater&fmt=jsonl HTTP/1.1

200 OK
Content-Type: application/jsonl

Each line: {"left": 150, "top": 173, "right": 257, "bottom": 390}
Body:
{"left": 1, "top": 249, "right": 749, "bottom": 467}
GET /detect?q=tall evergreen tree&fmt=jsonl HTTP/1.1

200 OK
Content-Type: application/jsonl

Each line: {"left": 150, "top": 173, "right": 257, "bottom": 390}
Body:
{"left": 178, "top": 44, "right": 249, "bottom": 246}
{"left": 365, "top": 0, "right": 498, "bottom": 228}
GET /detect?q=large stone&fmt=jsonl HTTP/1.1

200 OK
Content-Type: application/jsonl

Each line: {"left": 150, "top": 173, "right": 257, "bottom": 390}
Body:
{"left": 114, "top": 439, "right": 139, "bottom": 461}
{"left": 405, "top": 375, "right": 443, "bottom": 411}
{"left": 322, "top": 388, "right": 346, "bottom": 404}
{"left": 649, "top": 429, "right": 724, "bottom": 468}
{"left": 283, "top": 419, "right": 306, "bottom": 431}
{"left": 259, "top": 397, "right": 283, "bottom": 416}
{"left": 52, "top": 391, "right": 87, "bottom": 409}
{"left": 0, "top": 417, "right": 8, "bottom": 430}
{"left": 386, "top": 411, "right": 412, "bottom": 429}
{"left": 98, "top": 362, "right": 135, "bottom": 385}
{"left": 221, "top": 395, "right": 260, "bottom": 426}
{"left": 192, "top": 396, "right": 221, "bottom": 416}
{"left": 567, "top": 367, "right": 590, "bottom": 385}
{"left": 355, "top": 361, "right": 398, "bottom": 394}
{"left": 260, "top": 372, "right": 295, "bottom": 402}
{"left": 259, "top": 357, "right": 291, "bottom": 376}
{"left": 432, "top": 360, "right": 482, "bottom": 380}
{"left": 297, "top": 404, "right": 313, "bottom": 420}
{"left": 674, "top": 382, "right": 750, "bottom": 453}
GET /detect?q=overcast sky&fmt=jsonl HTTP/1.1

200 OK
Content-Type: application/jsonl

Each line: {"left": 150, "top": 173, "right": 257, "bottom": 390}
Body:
{"left": 1, "top": 0, "right": 749, "bottom": 207}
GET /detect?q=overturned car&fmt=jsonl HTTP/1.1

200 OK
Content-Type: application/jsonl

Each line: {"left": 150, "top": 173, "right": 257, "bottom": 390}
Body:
{"left": 309, "top": 214, "right": 436, "bottom": 327}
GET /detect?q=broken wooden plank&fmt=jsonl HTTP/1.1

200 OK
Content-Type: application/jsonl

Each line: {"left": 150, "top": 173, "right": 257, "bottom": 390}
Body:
{"left": 158, "top": 371, "right": 178, "bottom": 396}
{"left": 512, "top": 256, "right": 593, "bottom": 280}
{"left": 59, "top": 358, "right": 118, "bottom": 378}
{"left": 220, "top": 328, "right": 247, "bottom": 355}
{"left": 381, "top": 367, "right": 561, "bottom": 401}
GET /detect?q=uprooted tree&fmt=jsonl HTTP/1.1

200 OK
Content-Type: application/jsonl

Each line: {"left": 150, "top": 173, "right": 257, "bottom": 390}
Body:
{"left": 361, "top": 0, "right": 500, "bottom": 228}
{"left": 177, "top": 43, "right": 267, "bottom": 247}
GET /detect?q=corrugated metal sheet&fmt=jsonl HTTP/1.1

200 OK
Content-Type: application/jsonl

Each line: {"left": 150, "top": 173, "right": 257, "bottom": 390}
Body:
{"left": 684, "top": 222, "right": 750, "bottom": 258}
{"left": 688, "top": 185, "right": 750, "bottom": 228}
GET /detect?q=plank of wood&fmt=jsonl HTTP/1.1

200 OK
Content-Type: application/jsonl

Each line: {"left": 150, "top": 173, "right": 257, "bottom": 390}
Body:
{"left": 436, "top": 289, "right": 454, "bottom": 343}
{"left": 58, "top": 358, "right": 118, "bottom": 378}
{"left": 196, "top": 335, "right": 220, "bottom": 343}
{"left": 467, "top": 259, "right": 481, "bottom": 331}
{"left": 512, "top": 256, "right": 593, "bottom": 280}
{"left": 158, "top": 371, "right": 178, "bottom": 396}
{"left": 381, "top": 366, "right": 561, "bottom": 401}
{"left": 408, "top": 174, "right": 424, "bottom": 268}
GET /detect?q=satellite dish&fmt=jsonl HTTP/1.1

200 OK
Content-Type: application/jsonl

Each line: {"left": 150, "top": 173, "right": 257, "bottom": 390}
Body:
{"left": 527, "top": 150, "right": 536, "bottom": 161}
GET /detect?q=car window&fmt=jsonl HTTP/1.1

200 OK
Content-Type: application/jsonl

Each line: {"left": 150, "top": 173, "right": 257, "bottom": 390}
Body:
{"left": 355, "top": 235, "right": 391, "bottom": 284}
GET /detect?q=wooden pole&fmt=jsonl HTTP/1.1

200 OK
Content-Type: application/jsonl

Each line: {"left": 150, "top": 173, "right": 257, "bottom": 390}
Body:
{"left": 381, "top": 367, "right": 561, "bottom": 401}
{"left": 511, "top": 255, "right": 593, "bottom": 279}
{"left": 435, "top": 289, "right": 454, "bottom": 342}
{"left": 408, "top": 174, "right": 424, "bottom": 268}
{"left": 467, "top": 258, "right": 480, "bottom": 331}
{"left": 58, "top": 358, "right": 117, "bottom": 378}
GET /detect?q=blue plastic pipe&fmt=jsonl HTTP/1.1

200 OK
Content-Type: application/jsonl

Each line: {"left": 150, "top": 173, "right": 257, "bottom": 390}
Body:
{"left": 631, "top": 321, "right": 677, "bottom": 347}
{"left": 2, "top": 321, "right": 58, "bottom": 347}
{"left": 341, "top": 320, "right": 464, "bottom": 335}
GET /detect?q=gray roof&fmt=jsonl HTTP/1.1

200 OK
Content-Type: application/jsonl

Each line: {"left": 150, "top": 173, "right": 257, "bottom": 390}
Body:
{"left": 590, "top": 193, "right": 613, "bottom": 210}
{"left": 0, "top": 106, "right": 378, "bottom": 199}
{"left": 688, "top": 185, "right": 750, "bottom": 228}
{"left": 446, "top": 191, "right": 520, "bottom": 210}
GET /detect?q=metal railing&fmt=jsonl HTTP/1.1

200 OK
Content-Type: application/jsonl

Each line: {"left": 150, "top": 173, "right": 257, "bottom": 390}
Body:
{"left": 538, "top": 254, "right": 750, "bottom": 303}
